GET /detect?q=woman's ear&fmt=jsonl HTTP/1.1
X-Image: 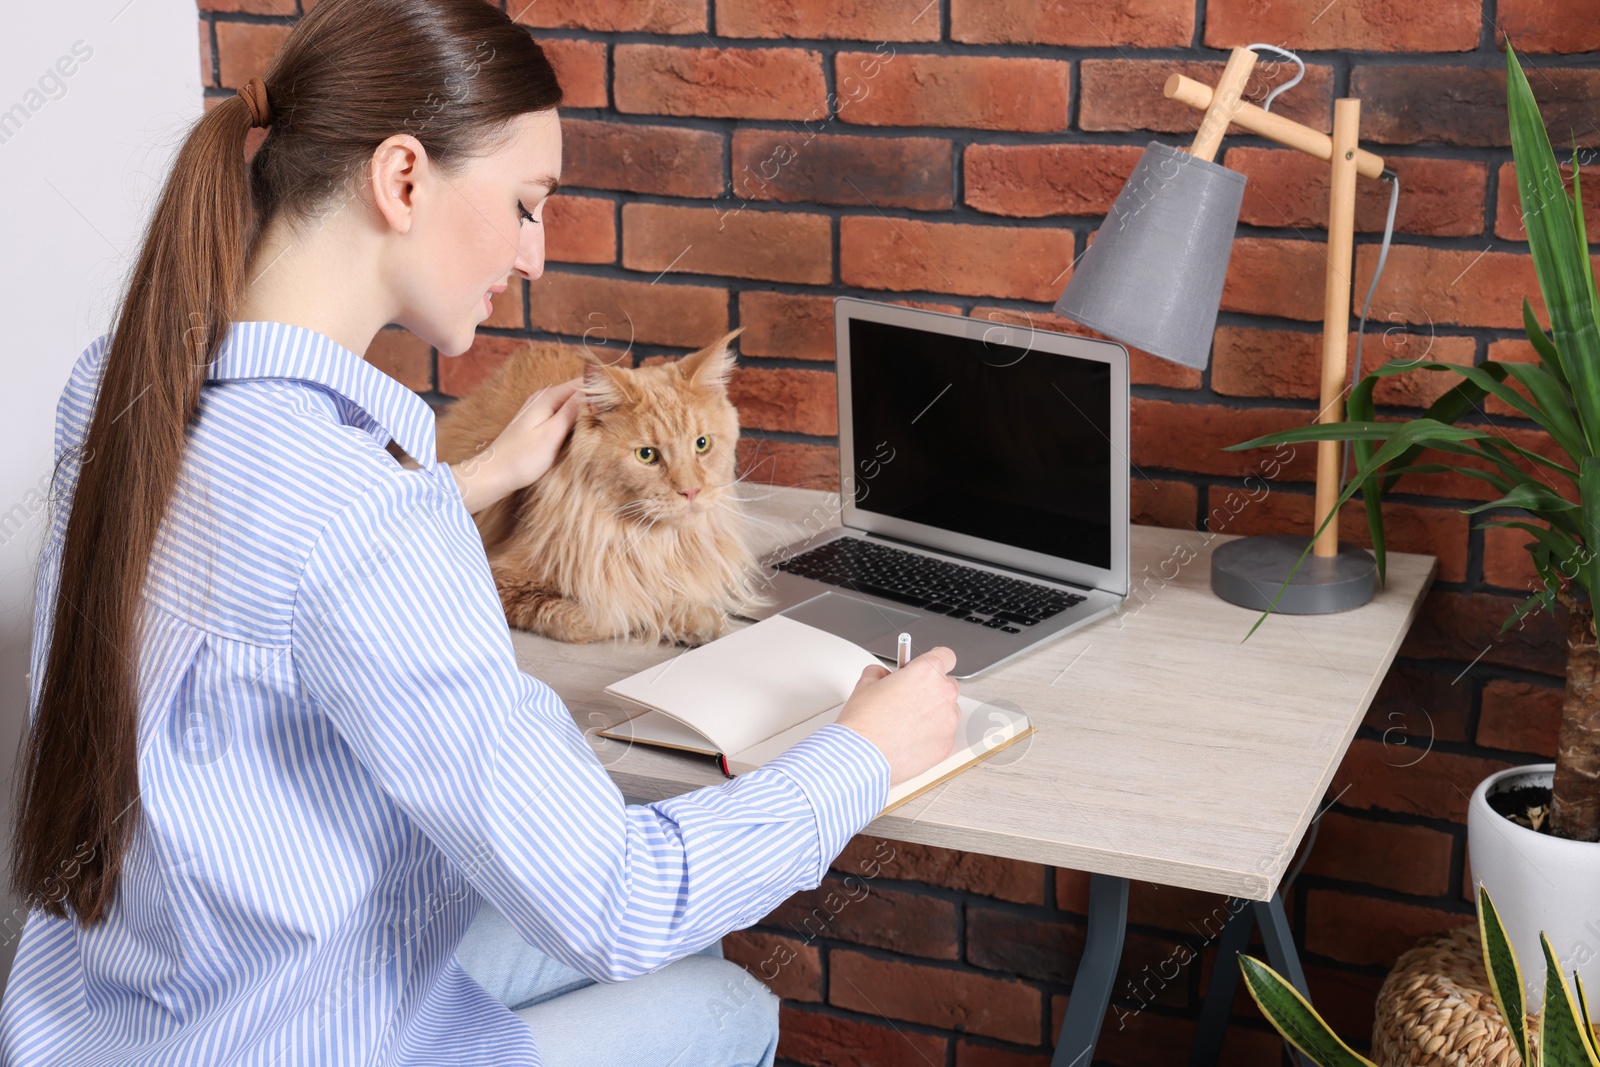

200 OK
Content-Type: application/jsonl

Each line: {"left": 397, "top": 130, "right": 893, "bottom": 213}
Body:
{"left": 369, "top": 133, "right": 427, "bottom": 235}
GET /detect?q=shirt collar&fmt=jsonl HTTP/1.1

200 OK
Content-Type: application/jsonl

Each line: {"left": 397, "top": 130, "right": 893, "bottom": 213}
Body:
{"left": 206, "top": 321, "right": 437, "bottom": 471}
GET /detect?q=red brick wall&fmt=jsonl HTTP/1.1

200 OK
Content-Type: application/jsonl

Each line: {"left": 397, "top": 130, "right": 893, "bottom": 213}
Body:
{"left": 197, "top": 1, "right": 1598, "bottom": 1063}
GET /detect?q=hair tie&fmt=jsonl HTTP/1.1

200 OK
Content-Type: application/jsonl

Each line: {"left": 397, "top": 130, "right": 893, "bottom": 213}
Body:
{"left": 237, "top": 76, "right": 273, "bottom": 129}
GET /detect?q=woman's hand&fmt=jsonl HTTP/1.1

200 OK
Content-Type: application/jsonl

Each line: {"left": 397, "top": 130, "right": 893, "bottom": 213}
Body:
{"left": 834, "top": 646, "right": 962, "bottom": 788}
{"left": 451, "top": 376, "right": 583, "bottom": 513}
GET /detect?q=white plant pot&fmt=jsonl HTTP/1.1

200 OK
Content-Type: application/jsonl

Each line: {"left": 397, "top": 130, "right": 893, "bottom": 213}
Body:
{"left": 1468, "top": 763, "right": 1600, "bottom": 1015}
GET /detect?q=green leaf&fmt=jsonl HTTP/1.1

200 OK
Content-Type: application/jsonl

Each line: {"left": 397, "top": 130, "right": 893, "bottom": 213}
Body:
{"left": 1501, "top": 359, "right": 1584, "bottom": 462}
{"left": 1525, "top": 296, "right": 1572, "bottom": 391}
{"left": 1481, "top": 437, "right": 1579, "bottom": 485}
{"left": 1432, "top": 439, "right": 1582, "bottom": 537}
{"left": 1409, "top": 362, "right": 1509, "bottom": 432}
{"left": 1358, "top": 472, "right": 1387, "bottom": 590}
{"left": 1503, "top": 580, "right": 1560, "bottom": 636}
{"left": 1225, "top": 422, "right": 1424, "bottom": 450}
{"left": 1478, "top": 528, "right": 1568, "bottom": 635}
{"left": 1578, "top": 969, "right": 1600, "bottom": 1059}
{"left": 1493, "top": 534, "right": 1561, "bottom": 636}
{"left": 1478, "top": 885, "right": 1528, "bottom": 1066}
{"left": 1473, "top": 518, "right": 1580, "bottom": 567}
{"left": 1579, "top": 456, "right": 1600, "bottom": 610}
{"left": 1224, "top": 356, "right": 1531, "bottom": 454}
{"left": 1226, "top": 418, "right": 1493, "bottom": 452}
{"left": 1383, "top": 463, "right": 1513, "bottom": 493}
{"left": 1370, "top": 367, "right": 1513, "bottom": 499}
{"left": 1377, "top": 359, "right": 1580, "bottom": 462}
{"left": 1540, "top": 932, "right": 1600, "bottom": 1067}
{"left": 1461, "top": 483, "right": 1580, "bottom": 516}
{"left": 1506, "top": 41, "right": 1600, "bottom": 455}
{"left": 1238, "top": 955, "right": 1378, "bottom": 1067}
{"left": 1345, "top": 371, "right": 1388, "bottom": 584}
{"left": 1530, "top": 538, "right": 1568, "bottom": 608}
{"left": 1569, "top": 147, "right": 1600, "bottom": 392}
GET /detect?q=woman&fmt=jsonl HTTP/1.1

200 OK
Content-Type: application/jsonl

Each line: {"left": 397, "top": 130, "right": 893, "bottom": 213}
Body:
{"left": 0, "top": 1, "right": 963, "bottom": 1064}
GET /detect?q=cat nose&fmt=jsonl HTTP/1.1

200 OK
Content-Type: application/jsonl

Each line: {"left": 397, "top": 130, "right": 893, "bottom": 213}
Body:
{"left": 680, "top": 487, "right": 700, "bottom": 503}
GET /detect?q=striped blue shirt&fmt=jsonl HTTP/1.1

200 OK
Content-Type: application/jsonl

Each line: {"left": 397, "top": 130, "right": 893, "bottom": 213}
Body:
{"left": 0, "top": 320, "right": 891, "bottom": 1066}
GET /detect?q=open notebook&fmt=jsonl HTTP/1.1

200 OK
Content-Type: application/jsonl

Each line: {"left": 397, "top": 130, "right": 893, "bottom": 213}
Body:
{"left": 597, "top": 614, "right": 1033, "bottom": 816}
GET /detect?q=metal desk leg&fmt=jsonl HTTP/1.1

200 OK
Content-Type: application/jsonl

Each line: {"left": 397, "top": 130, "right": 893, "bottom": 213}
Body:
{"left": 1188, "top": 892, "right": 1310, "bottom": 1067}
{"left": 1252, "top": 896, "right": 1309, "bottom": 996}
{"left": 1187, "top": 899, "right": 1258, "bottom": 1067}
{"left": 1051, "top": 874, "right": 1129, "bottom": 1067}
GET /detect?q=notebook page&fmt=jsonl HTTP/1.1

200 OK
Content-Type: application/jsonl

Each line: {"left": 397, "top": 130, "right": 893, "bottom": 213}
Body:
{"left": 602, "top": 614, "right": 883, "bottom": 757}
{"left": 597, "top": 709, "right": 720, "bottom": 757}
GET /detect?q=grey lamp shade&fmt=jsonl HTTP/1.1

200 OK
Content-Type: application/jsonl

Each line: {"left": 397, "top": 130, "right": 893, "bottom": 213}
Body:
{"left": 1053, "top": 141, "right": 1247, "bottom": 370}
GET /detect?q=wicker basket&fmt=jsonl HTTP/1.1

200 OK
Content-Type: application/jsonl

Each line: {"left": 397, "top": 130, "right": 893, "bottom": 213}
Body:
{"left": 1372, "top": 924, "right": 1529, "bottom": 1067}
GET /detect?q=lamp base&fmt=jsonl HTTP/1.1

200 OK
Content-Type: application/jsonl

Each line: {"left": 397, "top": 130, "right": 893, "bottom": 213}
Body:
{"left": 1210, "top": 534, "right": 1376, "bottom": 614}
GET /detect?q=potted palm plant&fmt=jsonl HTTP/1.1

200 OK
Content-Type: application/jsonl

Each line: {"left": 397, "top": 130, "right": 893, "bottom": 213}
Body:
{"left": 1228, "top": 40, "right": 1600, "bottom": 1013}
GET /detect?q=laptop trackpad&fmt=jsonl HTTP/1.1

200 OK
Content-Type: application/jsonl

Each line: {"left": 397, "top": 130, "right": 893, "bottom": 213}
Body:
{"left": 779, "top": 591, "right": 921, "bottom": 650}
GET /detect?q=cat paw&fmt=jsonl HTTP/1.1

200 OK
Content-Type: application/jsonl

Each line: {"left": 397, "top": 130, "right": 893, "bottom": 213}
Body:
{"left": 665, "top": 604, "right": 730, "bottom": 647}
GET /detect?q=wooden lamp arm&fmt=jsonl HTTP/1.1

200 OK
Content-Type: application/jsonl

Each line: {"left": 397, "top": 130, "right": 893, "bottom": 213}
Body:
{"left": 1167, "top": 71, "right": 1386, "bottom": 177}
{"left": 1188, "top": 47, "right": 1259, "bottom": 161}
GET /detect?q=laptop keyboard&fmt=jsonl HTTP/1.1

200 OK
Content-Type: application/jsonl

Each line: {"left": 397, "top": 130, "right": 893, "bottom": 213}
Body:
{"left": 771, "top": 537, "right": 1086, "bottom": 634}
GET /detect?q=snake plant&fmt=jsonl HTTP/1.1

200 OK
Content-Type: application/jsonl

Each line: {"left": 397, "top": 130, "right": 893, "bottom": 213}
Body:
{"left": 1240, "top": 886, "right": 1599, "bottom": 1066}
{"left": 1226, "top": 39, "right": 1600, "bottom": 843}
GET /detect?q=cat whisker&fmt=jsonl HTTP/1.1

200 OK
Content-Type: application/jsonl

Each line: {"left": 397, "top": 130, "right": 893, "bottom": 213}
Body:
{"left": 733, "top": 494, "right": 788, "bottom": 515}
{"left": 617, "top": 513, "right": 662, "bottom": 559}
{"left": 727, "top": 466, "right": 780, "bottom": 490}
{"left": 725, "top": 489, "right": 783, "bottom": 506}
{"left": 608, "top": 502, "right": 659, "bottom": 526}
{"left": 734, "top": 512, "right": 787, "bottom": 536}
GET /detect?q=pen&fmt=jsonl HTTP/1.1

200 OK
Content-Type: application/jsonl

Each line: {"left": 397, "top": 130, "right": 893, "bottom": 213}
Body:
{"left": 896, "top": 632, "right": 911, "bottom": 670}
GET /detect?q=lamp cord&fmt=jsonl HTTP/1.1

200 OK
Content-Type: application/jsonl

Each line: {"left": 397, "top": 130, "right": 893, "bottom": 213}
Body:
{"left": 1244, "top": 44, "right": 1305, "bottom": 114}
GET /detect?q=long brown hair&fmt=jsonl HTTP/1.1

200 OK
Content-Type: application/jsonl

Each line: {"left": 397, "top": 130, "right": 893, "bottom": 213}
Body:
{"left": 11, "top": 0, "right": 562, "bottom": 928}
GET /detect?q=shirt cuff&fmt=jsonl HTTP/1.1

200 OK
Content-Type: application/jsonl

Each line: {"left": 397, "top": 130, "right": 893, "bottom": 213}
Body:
{"left": 761, "top": 721, "right": 891, "bottom": 886}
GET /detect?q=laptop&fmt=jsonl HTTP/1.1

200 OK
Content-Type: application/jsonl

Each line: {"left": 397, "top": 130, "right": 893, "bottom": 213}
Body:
{"left": 739, "top": 297, "right": 1130, "bottom": 679}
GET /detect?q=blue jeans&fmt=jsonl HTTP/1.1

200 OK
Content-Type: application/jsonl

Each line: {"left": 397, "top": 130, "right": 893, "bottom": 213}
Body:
{"left": 453, "top": 899, "right": 780, "bottom": 1066}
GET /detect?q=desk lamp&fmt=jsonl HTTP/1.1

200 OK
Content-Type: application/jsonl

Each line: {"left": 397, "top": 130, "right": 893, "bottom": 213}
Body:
{"left": 1053, "top": 45, "right": 1393, "bottom": 614}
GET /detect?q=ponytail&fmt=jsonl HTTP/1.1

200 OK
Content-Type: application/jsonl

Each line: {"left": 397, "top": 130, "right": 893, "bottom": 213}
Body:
{"left": 9, "top": 92, "right": 257, "bottom": 926}
{"left": 11, "top": 0, "right": 562, "bottom": 927}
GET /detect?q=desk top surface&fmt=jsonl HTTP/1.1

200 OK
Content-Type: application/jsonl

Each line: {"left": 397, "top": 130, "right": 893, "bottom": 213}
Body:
{"left": 509, "top": 485, "right": 1437, "bottom": 900}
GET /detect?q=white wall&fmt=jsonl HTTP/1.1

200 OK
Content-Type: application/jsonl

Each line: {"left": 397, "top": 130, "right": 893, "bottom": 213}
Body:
{"left": 0, "top": 0, "right": 200, "bottom": 995}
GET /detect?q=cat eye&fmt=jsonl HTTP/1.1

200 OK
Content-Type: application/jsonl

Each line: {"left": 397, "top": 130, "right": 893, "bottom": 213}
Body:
{"left": 694, "top": 435, "right": 710, "bottom": 454}
{"left": 634, "top": 446, "right": 658, "bottom": 464}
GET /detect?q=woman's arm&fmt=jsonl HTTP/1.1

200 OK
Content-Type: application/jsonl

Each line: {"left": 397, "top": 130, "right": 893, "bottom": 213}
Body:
{"left": 291, "top": 473, "right": 890, "bottom": 980}
{"left": 449, "top": 453, "right": 513, "bottom": 514}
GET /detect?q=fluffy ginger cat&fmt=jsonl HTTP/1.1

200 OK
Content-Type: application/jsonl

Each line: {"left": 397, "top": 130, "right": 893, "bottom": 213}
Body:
{"left": 434, "top": 329, "right": 776, "bottom": 645}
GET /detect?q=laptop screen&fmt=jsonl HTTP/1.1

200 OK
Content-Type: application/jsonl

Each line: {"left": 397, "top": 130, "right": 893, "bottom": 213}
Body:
{"left": 846, "top": 316, "right": 1113, "bottom": 570}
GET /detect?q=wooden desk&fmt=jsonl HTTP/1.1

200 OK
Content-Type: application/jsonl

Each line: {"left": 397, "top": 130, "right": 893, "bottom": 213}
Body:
{"left": 508, "top": 485, "right": 1437, "bottom": 1064}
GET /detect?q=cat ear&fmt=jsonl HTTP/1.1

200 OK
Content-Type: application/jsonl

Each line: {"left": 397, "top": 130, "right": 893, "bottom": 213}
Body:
{"left": 676, "top": 327, "right": 743, "bottom": 391}
{"left": 581, "top": 360, "right": 644, "bottom": 414}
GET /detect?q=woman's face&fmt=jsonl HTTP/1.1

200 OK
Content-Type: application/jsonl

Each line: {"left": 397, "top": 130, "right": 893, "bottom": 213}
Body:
{"left": 391, "top": 107, "right": 562, "bottom": 357}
